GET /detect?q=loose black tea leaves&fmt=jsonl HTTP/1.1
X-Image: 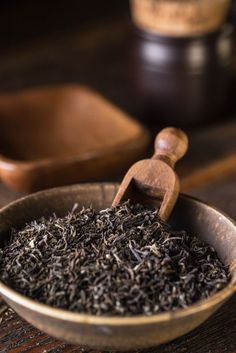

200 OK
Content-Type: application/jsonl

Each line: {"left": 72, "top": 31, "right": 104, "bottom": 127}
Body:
{"left": 0, "top": 201, "right": 230, "bottom": 316}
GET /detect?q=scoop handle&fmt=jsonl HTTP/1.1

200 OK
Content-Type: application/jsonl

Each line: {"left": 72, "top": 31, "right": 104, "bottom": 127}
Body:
{"left": 153, "top": 127, "right": 188, "bottom": 168}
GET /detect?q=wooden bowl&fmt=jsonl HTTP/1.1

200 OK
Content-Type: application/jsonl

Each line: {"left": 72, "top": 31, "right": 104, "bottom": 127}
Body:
{"left": 0, "top": 183, "right": 235, "bottom": 350}
{"left": 0, "top": 86, "right": 149, "bottom": 192}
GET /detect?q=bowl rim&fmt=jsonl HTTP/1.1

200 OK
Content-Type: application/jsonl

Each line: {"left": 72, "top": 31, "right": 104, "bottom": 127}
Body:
{"left": 0, "top": 183, "right": 235, "bottom": 326}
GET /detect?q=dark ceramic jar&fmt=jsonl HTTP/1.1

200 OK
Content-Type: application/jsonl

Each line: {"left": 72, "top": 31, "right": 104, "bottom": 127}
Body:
{"left": 229, "top": 0, "right": 236, "bottom": 24}
{"left": 129, "top": 25, "right": 234, "bottom": 126}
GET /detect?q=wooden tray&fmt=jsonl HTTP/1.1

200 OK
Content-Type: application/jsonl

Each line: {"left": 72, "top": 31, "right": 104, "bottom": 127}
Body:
{"left": 0, "top": 85, "right": 149, "bottom": 192}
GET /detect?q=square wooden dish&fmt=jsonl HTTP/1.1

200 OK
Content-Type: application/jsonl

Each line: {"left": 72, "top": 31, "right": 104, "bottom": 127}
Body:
{"left": 0, "top": 85, "right": 149, "bottom": 192}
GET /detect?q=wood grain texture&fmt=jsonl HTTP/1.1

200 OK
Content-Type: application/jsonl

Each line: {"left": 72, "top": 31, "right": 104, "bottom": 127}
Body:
{"left": 113, "top": 128, "right": 188, "bottom": 220}
{"left": 0, "top": 292, "right": 235, "bottom": 353}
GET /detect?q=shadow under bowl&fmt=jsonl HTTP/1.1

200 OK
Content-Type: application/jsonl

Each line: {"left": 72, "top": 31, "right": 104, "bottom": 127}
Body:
{"left": 0, "top": 183, "right": 235, "bottom": 350}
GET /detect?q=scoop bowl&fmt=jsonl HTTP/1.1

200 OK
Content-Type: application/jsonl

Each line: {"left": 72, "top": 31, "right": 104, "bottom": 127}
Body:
{"left": 0, "top": 183, "right": 235, "bottom": 350}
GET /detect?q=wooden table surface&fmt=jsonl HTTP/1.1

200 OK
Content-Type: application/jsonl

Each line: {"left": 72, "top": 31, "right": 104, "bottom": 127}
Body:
{"left": 0, "top": 5, "right": 235, "bottom": 352}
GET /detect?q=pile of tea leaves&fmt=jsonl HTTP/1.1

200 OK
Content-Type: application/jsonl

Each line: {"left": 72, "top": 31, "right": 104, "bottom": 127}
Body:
{"left": 0, "top": 201, "right": 230, "bottom": 316}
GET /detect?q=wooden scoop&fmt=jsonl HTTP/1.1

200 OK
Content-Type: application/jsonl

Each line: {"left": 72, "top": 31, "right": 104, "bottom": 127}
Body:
{"left": 112, "top": 127, "right": 188, "bottom": 220}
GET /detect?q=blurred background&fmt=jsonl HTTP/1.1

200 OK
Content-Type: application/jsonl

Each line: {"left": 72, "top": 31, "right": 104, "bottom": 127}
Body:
{"left": 0, "top": 0, "right": 128, "bottom": 47}
{"left": 0, "top": 0, "right": 236, "bottom": 196}
{"left": 0, "top": 0, "right": 133, "bottom": 112}
{"left": 0, "top": 0, "right": 235, "bottom": 125}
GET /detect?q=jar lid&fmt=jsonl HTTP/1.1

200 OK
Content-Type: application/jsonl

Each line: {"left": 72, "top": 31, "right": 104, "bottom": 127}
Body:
{"left": 130, "top": 0, "right": 230, "bottom": 36}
